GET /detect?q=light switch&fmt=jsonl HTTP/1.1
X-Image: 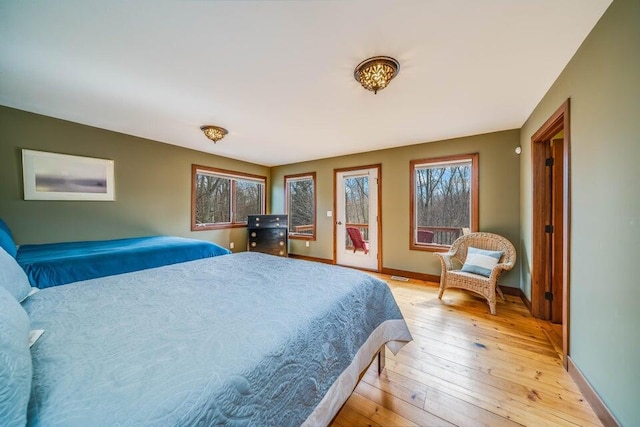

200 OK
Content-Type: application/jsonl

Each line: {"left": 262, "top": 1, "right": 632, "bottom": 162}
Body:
{"left": 327, "top": 211, "right": 332, "bottom": 217}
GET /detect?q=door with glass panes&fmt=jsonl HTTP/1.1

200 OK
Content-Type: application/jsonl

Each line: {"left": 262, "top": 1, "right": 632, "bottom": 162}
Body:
{"left": 334, "top": 166, "right": 380, "bottom": 270}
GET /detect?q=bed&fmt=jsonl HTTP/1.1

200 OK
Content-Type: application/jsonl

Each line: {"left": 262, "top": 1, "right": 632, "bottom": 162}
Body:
{"left": 16, "top": 236, "right": 231, "bottom": 289}
{"left": 0, "top": 219, "right": 231, "bottom": 289}
{"left": 1, "top": 249, "right": 412, "bottom": 426}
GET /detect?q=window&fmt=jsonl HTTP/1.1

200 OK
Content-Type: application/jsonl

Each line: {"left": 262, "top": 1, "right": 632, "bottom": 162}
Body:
{"left": 191, "top": 165, "right": 266, "bottom": 230}
{"left": 410, "top": 153, "right": 478, "bottom": 251}
{"left": 284, "top": 172, "right": 316, "bottom": 239}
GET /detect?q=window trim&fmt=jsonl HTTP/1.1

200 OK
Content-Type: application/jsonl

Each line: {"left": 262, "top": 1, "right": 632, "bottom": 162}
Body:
{"left": 191, "top": 164, "right": 267, "bottom": 231}
{"left": 284, "top": 172, "right": 317, "bottom": 240}
{"left": 409, "top": 153, "right": 479, "bottom": 252}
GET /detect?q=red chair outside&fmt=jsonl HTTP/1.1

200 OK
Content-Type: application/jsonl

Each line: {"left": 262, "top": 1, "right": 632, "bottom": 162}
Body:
{"left": 417, "top": 229, "right": 434, "bottom": 243}
{"left": 346, "top": 227, "right": 369, "bottom": 254}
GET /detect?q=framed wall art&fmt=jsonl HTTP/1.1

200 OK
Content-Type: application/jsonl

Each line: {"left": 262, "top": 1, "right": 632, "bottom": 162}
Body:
{"left": 22, "top": 149, "right": 115, "bottom": 201}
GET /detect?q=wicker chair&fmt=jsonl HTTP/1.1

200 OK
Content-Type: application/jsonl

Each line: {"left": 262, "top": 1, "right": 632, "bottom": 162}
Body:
{"left": 434, "top": 232, "right": 516, "bottom": 315}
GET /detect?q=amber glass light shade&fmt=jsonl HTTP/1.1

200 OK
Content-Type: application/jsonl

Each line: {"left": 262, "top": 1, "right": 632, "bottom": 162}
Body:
{"left": 200, "top": 125, "right": 228, "bottom": 143}
{"left": 354, "top": 56, "right": 400, "bottom": 94}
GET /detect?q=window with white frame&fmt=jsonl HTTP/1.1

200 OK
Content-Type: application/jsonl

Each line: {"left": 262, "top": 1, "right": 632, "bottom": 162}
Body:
{"left": 410, "top": 153, "right": 478, "bottom": 250}
{"left": 192, "top": 165, "right": 266, "bottom": 230}
{"left": 285, "top": 172, "right": 316, "bottom": 239}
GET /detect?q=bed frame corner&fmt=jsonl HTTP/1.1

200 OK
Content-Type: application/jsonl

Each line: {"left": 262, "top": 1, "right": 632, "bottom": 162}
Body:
{"left": 377, "top": 345, "right": 386, "bottom": 374}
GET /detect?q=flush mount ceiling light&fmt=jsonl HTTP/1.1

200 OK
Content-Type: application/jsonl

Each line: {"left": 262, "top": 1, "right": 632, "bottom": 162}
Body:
{"left": 200, "top": 125, "right": 228, "bottom": 143}
{"left": 354, "top": 56, "right": 400, "bottom": 94}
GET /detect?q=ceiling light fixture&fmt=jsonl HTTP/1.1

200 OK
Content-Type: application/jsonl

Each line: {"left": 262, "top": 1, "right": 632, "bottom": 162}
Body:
{"left": 354, "top": 56, "right": 400, "bottom": 94}
{"left": 200, "top": 125, "right": 228, "bottom": 143}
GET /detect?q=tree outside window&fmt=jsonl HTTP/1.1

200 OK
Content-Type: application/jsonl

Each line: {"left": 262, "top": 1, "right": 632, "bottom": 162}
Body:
{"left": 192, "top": 165, "right": 265, "bottom": 230}
{"left": 343, "top": 175, "right": 370, "bottom": 244}
{"left": 410, "top": 154, "right": 478, "bottom": 251}
{"left": 285, "top": 173, "right": 316, "bottom": 239}
{"left": 234, "top": 180, "right": 263, "bottom": 223}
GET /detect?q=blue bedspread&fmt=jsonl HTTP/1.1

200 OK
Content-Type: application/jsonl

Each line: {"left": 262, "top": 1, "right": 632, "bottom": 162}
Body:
{"left": 23, "top": 252, "right": 411, "bottom": 426}
{"left": 16, "top": 236, "right": 231, "bottom": 288}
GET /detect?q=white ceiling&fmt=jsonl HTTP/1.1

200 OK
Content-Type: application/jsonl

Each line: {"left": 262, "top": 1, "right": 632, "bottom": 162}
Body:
{"left": 0, "top": 1, "right": 611, "bottom": 167}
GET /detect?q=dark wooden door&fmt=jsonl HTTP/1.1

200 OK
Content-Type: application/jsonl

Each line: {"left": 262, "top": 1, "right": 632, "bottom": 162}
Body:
{"left": 530, "top": 99, "right": 570, "bottom": 369}
{"left": 550, "top": 138, "right": 564, "bottom": 323}
{"left": 535, "top": 137, "right": 565, "bottom": 323}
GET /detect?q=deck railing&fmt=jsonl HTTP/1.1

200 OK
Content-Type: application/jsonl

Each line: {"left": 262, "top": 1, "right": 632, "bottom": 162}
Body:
{"left": 292, "top": 224, "right": 314, "bottom": 234}
{"left": 296, "top": 224, "right": 466, "bottom": 247}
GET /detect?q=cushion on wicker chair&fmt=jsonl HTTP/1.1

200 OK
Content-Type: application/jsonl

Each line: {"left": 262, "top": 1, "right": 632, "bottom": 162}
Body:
{"left": 460, "top": 246, "right": 503, "bottom": 277}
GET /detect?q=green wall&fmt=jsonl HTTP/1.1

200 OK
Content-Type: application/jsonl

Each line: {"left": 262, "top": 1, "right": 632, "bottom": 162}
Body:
{"left": 0, "top": 106, "right": 270, "bottom": 250}
{"left": 272, "top": 129, "right": 521, "bottom": 286}
{"left": 519, "top": 0, "right": 639, "bottom": 424}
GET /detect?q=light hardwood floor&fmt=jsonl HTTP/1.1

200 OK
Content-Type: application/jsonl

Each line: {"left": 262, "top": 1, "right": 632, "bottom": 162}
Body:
{"left": 331, "top": 275, "right": 602, "bottom": 427}
{"left": 536, "top": 318, "right": 564, "bottom": 361}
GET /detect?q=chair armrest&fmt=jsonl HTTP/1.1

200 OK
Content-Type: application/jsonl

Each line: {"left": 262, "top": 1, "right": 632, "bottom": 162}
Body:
{"left": 488, "top": 262, "right": 514, "bottom": 281}
{"left": 494, "top": 261, "right": 514, "bottom": 272}
{"left": 434, "top": 252, "right": 456, "bottom": 272}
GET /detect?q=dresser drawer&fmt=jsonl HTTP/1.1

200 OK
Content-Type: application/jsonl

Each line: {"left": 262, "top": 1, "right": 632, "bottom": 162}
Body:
{"left": 247, "top": 228, "right": 288, "bottom": 257}
{"left": 248, "top": 244, "right": 287, "bottom": 257}
{"left": 248, "top": 228, "right": 286, "bottom": 242}
{"left": 247, "top": 214, "right": 287, "bottom": 229}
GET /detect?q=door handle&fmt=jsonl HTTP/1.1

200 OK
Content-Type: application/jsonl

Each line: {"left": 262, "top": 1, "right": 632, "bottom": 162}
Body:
{"left": 337, "top": 221, "right": 342, "bottom": 225}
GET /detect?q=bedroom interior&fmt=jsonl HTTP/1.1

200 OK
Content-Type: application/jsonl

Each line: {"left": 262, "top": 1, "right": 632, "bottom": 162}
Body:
{"left": 0, "top": 0, "right": 638, "bottom": 426}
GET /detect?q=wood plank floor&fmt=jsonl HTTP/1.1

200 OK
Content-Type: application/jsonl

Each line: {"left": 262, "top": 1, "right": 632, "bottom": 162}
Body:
{"left": 331, "top": 275, "right": 602, "bottom": 427}
{"left": 536, "top": 318, "right": 564, "bottom": 361}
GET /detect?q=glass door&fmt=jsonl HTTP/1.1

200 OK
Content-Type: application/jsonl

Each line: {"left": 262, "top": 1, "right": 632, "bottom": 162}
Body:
{"left": 335, "top": 166, "right": 379, "bottom": 270}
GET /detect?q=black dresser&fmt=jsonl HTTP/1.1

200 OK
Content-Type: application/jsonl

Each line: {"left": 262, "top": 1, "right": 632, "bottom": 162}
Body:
{"left": 247, "top": 214, "right": 288, "bottom": 257}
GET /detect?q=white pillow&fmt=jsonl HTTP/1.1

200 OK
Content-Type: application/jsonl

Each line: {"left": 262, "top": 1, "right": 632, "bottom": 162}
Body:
{"left": 0, "top": 286, "right": 32, "bottom": 425}
{"left": 460, "top": 246, "right": 503, "bottom": 277}
{"left": 0, "top": 247, "right": 32, "bottom": 302}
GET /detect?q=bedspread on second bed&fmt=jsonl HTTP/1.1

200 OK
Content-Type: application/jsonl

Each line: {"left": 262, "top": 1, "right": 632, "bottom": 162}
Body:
{"left": 23, "top": 252, "right": 412, "bottom": 426}
{"left": 16, "top": 236, "right": 231, "bottom": 288}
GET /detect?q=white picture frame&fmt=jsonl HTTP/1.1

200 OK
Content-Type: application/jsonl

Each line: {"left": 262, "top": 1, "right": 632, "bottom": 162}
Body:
{"left": 22, "top": 149, "right": 115, "bottom": 201}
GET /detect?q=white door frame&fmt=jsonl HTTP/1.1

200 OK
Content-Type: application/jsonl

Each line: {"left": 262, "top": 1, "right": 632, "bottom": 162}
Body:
{"left": 333, "top": 164, "right": 381, "bottom": 271}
